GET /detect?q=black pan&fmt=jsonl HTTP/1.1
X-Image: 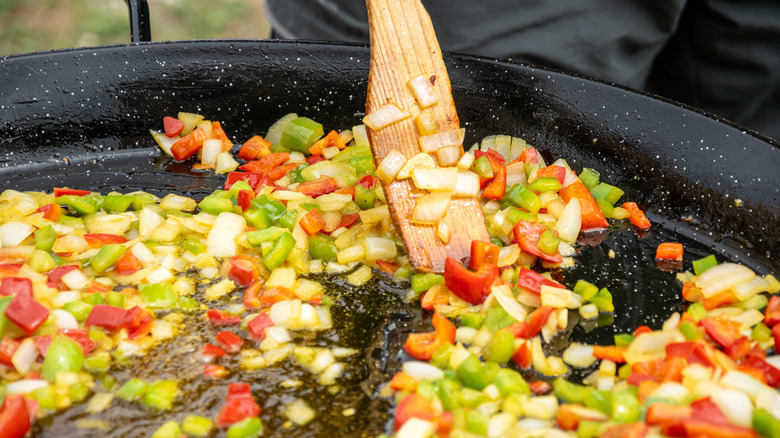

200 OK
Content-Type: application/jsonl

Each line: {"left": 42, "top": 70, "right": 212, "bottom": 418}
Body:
{"left": 0, "top": 16, "right": 779, "bottom": 438}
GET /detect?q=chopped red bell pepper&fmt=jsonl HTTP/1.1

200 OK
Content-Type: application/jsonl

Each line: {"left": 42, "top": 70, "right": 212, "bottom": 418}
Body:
{"left": 516, "top": 267, "right": 564, "bottom": 295}
{"left": 633, "top": 325, "right": 652, "bottom": 337}
{"left": 0, "top": 337, "right": 19, "bottom": 367}
{"left": 247, "top": 312, "right": 274, "bottom": 340}
{"left": 682, "top": 420, "right": 758, "bottom": 438}
{"left": 393, "top": 393, "right": 436, "bottom": 431}
{"left": 243, "top": 279, "right": 264, "bottom": 309}
{"left": 306, "top": 155, "right": 326, "bottom": 165}
{"left": 53, "top": 187, "right": 91, "bottom": 197}
{"left": 389, "top": 372, "right": 418, "bottom": 393}
{"left": 299, "top": 209, "right": 326, "bottom": 235}
{"left": 357, "top": 175, "right": 380, "bottom": 189}
{"left": 170, "top": 127, "right": 207, "bottom": 161}
{"left": 774, "top": 324, "right": 780, "bottom": 355}
{"left": 216, "top": 383, "right": 261, "bottom": 427}
{"left": 740, "top": 355, "right": 780, "bottom": 388}
{"left": 47, "top": 265, "right": 80, "bottom": 289}
{"left": 202, "top": 343, "right": 227, "bottom": 360}
{"left": 36, "top": 203, "right": 61, "bottom": 222}
{"left": 163, "top": 116, "right": 184, "bottom": 138}
{"left": 623, "top": 202, "right": 652, "bottom": 230}
{"left": 338, "top": 212, "right": 360, "bottom": 229}
{"left": 403, "top": 312, "right": 456, "bottom": 361}
{"left": 239, "top": 152, "right": 290, "bottom": 174}
{"left": 558, "top": 180, "right": 609, "bottom": 230}
{"left": 700, "top": 317, "right": 751, "bottom": 360}
{"left": 602, "top": 422, "right": 648, "bottom": 438}
{"left": 5, "top": 294, "right": 50, "bottom": 335}
{"left": 528, "top": 380, "right": 552, "bottom": 395}
{"left": 511, "top": 341, "right": 532, "bottom": 368}
{"left": 334, "top": 185, "right": 356, "bottom": 200}
{"left": 85, "top": 305, "right": 127, "bottom": 331}
{"left": 375, "top": 260, "right": 399, "bottom": 275}
{"left": 114, "top": 251, "right": 142, "bottom": 275}
{"left": 0, "top": 394, "right": 31, "bottom": 438}
{"left": 656, "top": 242, "right": 684, "bottom": 261}
{"left": 765, "top": 295, "right": 780, "bottom": 327}
{"left": 259, "top": 287, "right": 296, "bottom": 306}
{"left": 265, "top": 163, "right": 298, "bottom": 182}
{"left": 236, "top": 190, "right": 253, "bottom": 211}
{"left": 420, "top": 286, "right": 450, "bottom": 311}
{"left": 237, "top": 135, "right": 272, "bottom": 161}
{"left": 308, "top": 130, "right": 346, "bottom": 155}
{"left": 296, "top": 176, "right": 339, "bottom": 198}
{"left": 211, "top": 121, "right": 233, "bottom": 152}
{"left": 645, "top": 402, "right": 693, "bottom": 426}
{"left": 228, "top": 255, "right": 261, "bottom": 287}
{"left": 480, "top": 148, "right": 507, "bottom": 167}
{"left": 83, "top": 233, "right": 129, "bottom": 249}
{"left": 122, "top": 306, "right": 153, "bottom": 340}
{"left": 0, "top": 277, "right": 32, "bottom": 298}
{"left": 469, "top": 240, "right": 500, "bottom": 270}
{"left": 443, "top": 257, "right": 499, "bottom": 305}
{"left": 593, "top": 345, "right": 627, "bottom": 363}
{"left": 537, "top": 165, "right": 567, "bottom": 184}
{"left": 215, "top": 331, "right": 244, "bottom": 354}
{"left": 526, "top": 306, "right": 554, "bottom": 337}
{"left": 224, "top": 172, "right": 271, "bottom": 192}
{"left": 203, "top": 364, "right": 228, "bottom": 380}
{"left": 556, "top": 404, "right": 582, "bottom": 430}
{"left": 59, "top": 328, "right": 97, "bottom": 355}
{"left": 511, "top": 147, "right": 538, "bottom": 165}
{"left": 207, "top": 310, "right": 241, "bottom": 326}
{"left": 33, "top": 335, "right": 51, "bottom": 356}
{"left": 482, "top": 165, "right": 507, "bottom": 200}
{"left": 513, "top": 220, "right": 563, "bottom": 263}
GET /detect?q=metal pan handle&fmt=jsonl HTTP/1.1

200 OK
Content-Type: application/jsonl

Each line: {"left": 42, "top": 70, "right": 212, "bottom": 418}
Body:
{"left": 124, "top": 0, "right": 152, "bottom": 42}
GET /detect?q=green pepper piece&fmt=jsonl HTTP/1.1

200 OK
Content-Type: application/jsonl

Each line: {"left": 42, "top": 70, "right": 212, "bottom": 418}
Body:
{"left": 102, "top": 375, "right": 117, "bottom": 390}
{"left": 89, "top": 244, "right": 126, "bottom": 273}
{"left": 308, "top": 234, "right": 338, "bottom": 263}
{"left": 116, "top": 377, "right": 148, "bottom": 401}
{"left": 0, "top": 296, "right": 14, "bottom": 335}
{"left": 144, "top": 380, "right": 179, "bottom": 410}
{"left": 536, "top": 228, "right": 560, "bottom": 255}
{"left": 484, "top": 330, "right": 515, "bottom": 364}
{"left": 529, "top": 176, "right": 562, "bottom": 192}
{"left": 246, "top": 227, "right": 287, "bottom": 247}
{"left": 456, "top": 354, "right": 489, "bottom": 390}
{"left": 752, "top": 322, "right": 773, "bottom": 342}
{"left": 289, "top": 164, "right": 307, "bottom": 184}
{"left": 435, "top": 378, "right": 461, "bottom": 411}
{"left": 244, "top": 208, "right": 274, "bottom": 230}
{"left": 686, "top": 302, "right": 708, "bottom": 321}
{"left": 577, "top": 420, "right": 602, "bottom": 438}
{"left": 590, "top": 182, "right": 624, "bottom": 205}
{"left": 57, "top": 215, "right": 84, "bottom": 229}
{"left": 473, "top": 155, "right": 494, "bottom": 178}
{"left": 32, "top": 385, "right": 57, "bottom": 410}
{"left": 182, "top": 415, "right": 213, "bottom": 437}
{"left": 102, "top": 195, "right": 134, "bottom": 213}
{"left": 184, "top": 237, "right": 206, "bottom": 255}
{"left": 251, "top": 195, "right": 287, "bottom": 223}
{"left": 484, "top": 305, "right": 516, "bottom": 332}
{"left": 228, "top": 180, "right": 253, "bottom": 196}
{"left": 278, "top": 209, "right": 298, "bottom": 230}
{"left": 431, "top": 343, "right": 454, "bottom": 370}
{"left": 139, "top": 283, "right": 178, "bottom": 309}
{"left": 554, "top": 377, "right": 588, "bottom": 404}
{"left": 281, "top": 117, "right": 323, "bottom": 153}
{"left": 584, "top": 388, "right": 612, "bottom": 415}
{"left": 591, "top": 288, "right": 614, "bottom": 312}
{"left": 611, "top": 390, "right": 641, "bottom": 423}
{"left": 56, "top": 195, "right": 104, "bottom": 215}
{"left": 83, "top": 292, "right": 105, "bottom": 306}
{"left": 354, "top": 184, "right": 377, "bottom": 209}
{"left": 506, "top": 207, "right": 535, "bottom": 226}
{"left": 63, "top": 301, "right": 93, "bottom": 322}
{"left": 105, "top": 291, "right": 124, "bottom": 308}
{"left": 152, "top": 421, "right": 182, "bottom": 438}
{"left": 263, "top": 231, "right": 296, "bottom": 270}
{"left": 460, "top": 312, "right": 484, "bottom": 329}
{"left": 579, "top": 168, "right": 600, "bottom": 189}
{"left": 393, "top": 266, "right": 412, "bottom": 280}
{"left": 177, "top": 296, "right": 198, "bottom": 310}
{"left": 493, "top": 369, "right": 530, "bottom": 396}
{"left": 69, "top": 382, "right": 90, "bottom": 402}
{"left": 131, "top": 192, "right": 156, "bottom": 210}
{"left": 596, "top": 198, "right": 616, "bottom": 219}
{"left": 466, "top": 410, "right": 489, "bottom": 437}
{"left": 692, "top": 254, "right": 718, "bottom": 275}
{"left": 349, "top": 156, "right": 375, "bottom": 176}
{"left": 416, "top": 380, "right": 436, "bottom": 401}
{"left": 504, "top": 183, "right": 541, "bottom": 214}
{"left": 332, "top": 145, "right": 371, "bottom": 163}
{"left": 34, "top": 224, "right": 56, "bottom": 251}
{"left": 680, "top": 321, "right": 701, "bottom": 341}
{"left": 411, "top": 273, "right": 444, "bottom": 293}
{"left": 614, "top": 333, "right": 634, "bottom": 347}
{"left": 84, "top": 351, "right": 111, "bottom": 373}
{"left": 30, "top": 250, "right": 57, "bottom": 273}
{"left": 199, "top": 195, "right": 234, "bottom": 214}
{"left": 753, "top": 408, "right": 780, "bottom": 438}
{"left": 457, "top": 387, "right": 489, "bottom": 409}
{"left": 226, "top": 417, "right": 263, "bottom": 438}
{"left": 41, "top": 336, "right": 84, "bottom": 382}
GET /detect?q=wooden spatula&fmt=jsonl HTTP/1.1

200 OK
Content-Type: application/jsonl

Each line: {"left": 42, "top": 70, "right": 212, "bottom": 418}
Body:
{"left": 365, "top": 0, "right": 491, "bottom": 273}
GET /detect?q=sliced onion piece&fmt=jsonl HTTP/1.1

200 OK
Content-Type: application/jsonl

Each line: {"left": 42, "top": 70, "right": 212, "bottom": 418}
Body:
{"left": 504, "top": 162, "right": 527, "bottom": 188}
{"left": 363, "top": 103, "right": 410, "bottom": 130}
{"left": 457, "top": 151, "right": 475, "bottom": 169}
{"left": 561, "top": 168, "right": 580, "bottom": 188}
{"left": 436, "top": 146, "right": 461, "bottom": 167}
{"left": 410, "top": 191, "right": 451, "bottom": 225}
{"left": 61, "top": 268, "right": 90, "bottom": 290}
{"left": 407, "top": 75, "right": 440, "bottom": 108}
{"left": 554, "top": 199, "right": 582, "bottom": 244}
{"left": 52, "top": 309, "right": 79, "bottom": 330}
{"left": 491, "top": 284, "right": 527, "bottom": 322}
{"left": 12, "top": 338, "right": 39, "bottom": 374}
{"left": 376, "top": 150, "right": 406, "bottom": 184}
{"left": 206, "top": 212, "right": 246, "bottom": 258}
{"left": 150, "top": 129, "right": 177, "bottom": 157}
{"left": 696, "top": 262, "right": 755, "bottom": 298}
{"left": 7, "top": 379, "right": 48, "bottom": 395}
{"left": 453, "top": 170, "right": 480, "bottom": 198}
{"left": 415, "top": 110, "right": 437, "bottom": 136}
{"left": 497, "top": 244, "right": 521, "bottom": 267}
{"left": 562, "top": 342, "right": 596, "bottom": 368}
{"left": 352, "top": 124, "right": 369, "bottom": 147}
{"left": 215, "top": 151, "right": 239, "bottom": 174}
{"left": 411, "top": 168, "right": 458, "bottom": 191}
{"left": 733, "top": 275, "right": 771, "bottom": 300}
{"left": 419, "top": 128, "right": 465, "bottom": 153}
{"left": 201, "top": 139, "right": 222, "bottom": 166}
{"left": 437, "top": 221, "right": 451, "bottom": 244}
{"left": 402, "top": 361, "right": 444, "bottom": 381}
{"left": 0, "top": 221, "right": 35, "bottom": 247}
{"left": 397, "top": 152, "right": 436, "bottom": 180}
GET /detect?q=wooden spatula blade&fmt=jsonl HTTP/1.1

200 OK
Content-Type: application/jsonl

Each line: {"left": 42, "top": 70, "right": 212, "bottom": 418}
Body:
{"left": 366, "top": 0, "right": 490, "bottom": 273}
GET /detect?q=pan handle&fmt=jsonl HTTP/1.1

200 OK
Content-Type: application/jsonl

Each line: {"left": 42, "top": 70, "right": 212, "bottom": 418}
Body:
{"left": 124, "top": 0, "right": 152, "bottom": 42}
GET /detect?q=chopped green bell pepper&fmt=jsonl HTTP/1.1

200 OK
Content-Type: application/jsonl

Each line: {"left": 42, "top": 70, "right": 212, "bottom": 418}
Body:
{"left": 32, "top": 385, "right": 57, "bottom": 410}
{"left": 144, "top": 380, "right": 179, "bottom": 410}
{"left": 473, "top": 155, "right": 494, "bottom": 178}
{"left": 753, "top": 408, "right": 780, "bottom": 438}
{"left": 102, "top": 195, "right": 134, "bottom": 213}
{"left": 332, "top": 145, "right": 371, "bottom": 163}
{"left": 680, "top": 321, "right": 701, "bottom": 341}
{"left": 89, "top": 243, "right": 126, "bottom": 273}
{"left": 244, "top": 208, "right": 273, "bottom": 230}
{"left": 460, "top": 312, "right": 484, "bottom": 329}
{"left": 56, "top": 195, "right": 104, "bottom": 215}
{"left": 349, "top": 156, "right": 375, "bottom": 176}
{"left": 529, "top": 176, "right": 562, "bottom": 192}
{"left": 611, "top": 390, "right": 641, "bottom": 423}
{"left": 354, "top": 184, "right": 377, "bottom": 209}
{"left": 493, "top": 369, "right": 530, "bottom": 396}
{"left": 246, "top": 227, "right": 287, "bottom": 247}
{"left": 504, "top": 183, "right": 541, "bottom": 214}
{"left": 435, "top": 378, "right": 462, "bottom": 411}
{"left": 182, "top": 415, "right": 213, "bottom": 437}
{"left": 536, "top": 228, "right": 560, "bottom": 255}
{"left": 411, "top": 273, "right": 444, "bottom": 293}
{"left": 686, "top": 302, "right": 707, "bottom": 321}
{"left": 591, "top": 288, "right": 614, "bottom": 312}
{"left": 554, "top": 377, "right": 588, "bottom": 404}
{"left": 116, "top": 378, "right": 148, "bottom": 401}
{"left": 308, "top": 234, "right": 338, "bottom": 263}
{"left": 131, "top": 192, "right": 156, "bottom": 210}
{"left": 484, "top": 305, "right": 517, "bottom": 332}
{"left": 226, "top": 417, "right": 263, "bottom": 438}
{"left": 153, "top": 421, "right": 182, "bottom": 438}
{"left": 281, "top": 117, "right": 323, "bottom": 153}
{"left": 483, "top": 330, "right": 515, "bottom": 364}
{"left": 466, "top": 410, "right": 489, "bottom": 437}
{"left": 456, "top": 354, "right": 490, "bottom": 390}
{"left": 251, "top": 195, "right": 287, "bottom": 223}
{"left": 263, "top": 231, "right": 296, "bottom": 270}
{"left": 614, "top": 333, "right": 634, "bottom": 347}
{"left": 579, "top": 168, "right": 600, "bottom": 189}
{"left": 590, "top": 182, "right": 624, "bottom": 205}
{"left": 198, "top": 195, "right": 234, "bottom": 214}
{"left": 41, "top": 336, "right": 84, "bottom": 382}
{"left": 30, "top": 250, "right": 57, "bottom": 273}
{"left": 692, "top": 254, "right": 718, "bottom": 275}
{"left": 139, "top": 283, "right": 178, "bottom": 308}
{"left": 34, "top": 224, "right": 56, "bottom": 251}
{"left": 278, "top": 209, "right": 298, "bottom": 230}
{"left": 63, "top": 301, "right": 93, "bottom": 322}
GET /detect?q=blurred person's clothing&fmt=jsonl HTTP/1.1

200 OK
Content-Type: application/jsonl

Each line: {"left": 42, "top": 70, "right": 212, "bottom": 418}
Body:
{"left": 265, "top": 0, "right": 780, "bottom": 139}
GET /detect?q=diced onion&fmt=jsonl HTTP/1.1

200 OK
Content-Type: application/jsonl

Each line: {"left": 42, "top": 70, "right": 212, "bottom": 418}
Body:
{"left": 733, "top": 276, "right": 771, "bottom": 300}
{"left": 562, "top": 343, "right": 596, "bottom": 368}
{"left": 397, "top": 152, "right": 436, "bottom": 180}
{"left": 437, "top": 221, "right": 451, "bottom": 244}
{"left": 362, "top": 237, "right": 397, "bottom": 261}
{"left": 419, "top": 128, "right": 465, "bottom": 153}
{"left": 317, "top": 193, "right": 352, "bottom": 212}
{"left": 457, "top": 151, "right": 475, "bottom": 170}
{"left": 504, "top": 162, "right": 527, "bottom": 188}
{"left": 407, "top": 75, "right": 440, "bottom": 108}
{"left": 561, "top": 168, "right": 580, "bottom": 188}
{"left": 12, "top": 338, "right": 39, "bottom": 374}
{"left": 285, "top": 399, "right": 316, "bottom": 426}
{"left": 150, "top": 129, "right": 177, "bottom": 157}
{"left": 410, "top": 191, "right": 451, "bottom": 225}
{"left": 411, "top": 168, "right": 458, "bottom": 191}
{"left": 0, "top": 221, "right": 35, "bottom": 247}
{"left": 491, "top": 284, "right": 527, "bottom": 322}
{"left": 215, "top": 151, "right": 239, "bottom": 174}
{"left": 453, "top": 170, "right": 480, "bottom": 198}
{"left": 131, "top": 242, "right": 157, "bottom": 264}
{"left": 61, "top": 268, "right": 90, "bottom": 290}
{"left": 497, "top": 244, "right": 521, "bottom": 267}
{"left": 554, "top": 199, "right": 582, "bottom": 244}
{"left": 696, "top": 262, "right": 755, "bottom": 298}
{"left": 436, "top": 146, "right": 461, "bottom": 167}
{"left": 206, "top": 212, "right": 246, "bottom": 258}
{"left": 265, "top": 113, "right": 298, "bottom": 145}
{"left": 415, "top": 111, "right": 437, "bottom": 136}
{"left": 139, "top": 207, "right": 165, "bottom": 238}
{"left": 711, "top": 388, "right": 753, "bottom": 428}
{"left": 623, "top": 331, "right": 683, "bottom": 364}
{"left": 720, "top": 370, "right": 764, "bottom": 399}
{"left": 376, "top": 150, "right": 406, "bottom": 184}
{"left": 363, "top": 103, "right": 410, "bottom": 130}
{"left": 352, "top": 124, "right": 369, "bottom": 147}
{"left": 402, "top": 361, "right": 444, "bottom": 381}
{"left": 397, "top": 418, "right": 436, "bottom": 438}
{"left": 201, "top": 139, "right": 222, "bottom": 166}
{"left": 52, "top": 309, "right": 79, "bottom": 330}
{"left": 7, "top": 379, "right": 48, "bottom": 395}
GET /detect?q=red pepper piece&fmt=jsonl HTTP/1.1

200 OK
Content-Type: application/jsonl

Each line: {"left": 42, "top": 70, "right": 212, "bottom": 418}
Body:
{"left": 375, "top": 260, "right": 399, "bottom": 275}
{"left": 516, "top": 267, "right": 564, "bottom": 295}
{"left": 243, "top": 279, "right": 264, "bottom": 309}
{"left": 700, "top": 317, "right": 751, "bottom": 360}
{"left": 215, "top": 331, "right": 244, "bottom": 354}
{"left": 513, "top": 220, "right": 563, "bottom": 263}
{"left": 204, "top": 364, "right": 228, "bottom": 379}
{"left": 334, "top": 185, "right": 355, "bottom": 200}
{"left": 47, "top": 265, "right": 80, "bottom": 289}
{"left": 227, "top": 255, "right": 261, "bottom": 287}
{"left": 265, "top": 163, "right": 298, "bottom": 182}
{"left": 201, "top": 343, "right": 226, "bottom": 360}
{"left": 237, "top": 135, "right": 271, "bottom": 161}
{"left": 537, "top": 165, "right": 566, "bottom": 184}
{"left": 247, "top": 313, "right": 274, "bottom": 340}
{"left": 5, "top": 294, "right": 49, "bottom": 335}
{"left": 443, "top": 257, "right": 499, "bottom": 305}
{"left": 306, "top": 155, "right": 325, "bottom": 165}
{"left": 740, "top": 355, "right": 780, "bottom": 388}
{"left": 0, "top": 337, "right": 19, "bottom": 367}
{"left": 211, "top": 121, "right": 233, "bottom": 152}
{"left": 682, "top": 420, "right": 758, "bottom": 438}
{"left": 393, "top": 393, "right": 435, "bottom": 431}
{"left": 592, "top": 345, "right": 627, "bottom": 363}
{"left": 559, "top": 180, "right": 609, "bottom": 230}
{"left": 420, "top": 286, "right": 450, "bottom": 311}
{"left": 36, "top": 203, "right": 61, "bottom": 222}
{"left": 59, "top": 329, "right": 97, "bottom": 355}
{"left": 163, "top": 116, "right": 184, "bottom": 138}
{"left": 357, "top": 175, "right": 379, "bottom": 189}
{"left": 482, "top": 165, "right": 507, "bottom": 200}
{"left": 622, "top": 201, "right": 652, "bottom": 230}
{"left": 207, "top": 310, "right": 241, "bottom": 326}
{"left": 765, "top": 295, "right": 780, "bottom": 326}
{"left": 338, "top": 212, "right": 360, "bottom": 229}
{"left": 655, "top": 242, "right": 684, "bottom": 261}
{"left": 469, "top": 240, "right": 501, "bottom": 270}
{"left": 216, "top": 383, "right": 261, "bottom": 427}
{"left": 602, "top": 422, "right": 648, "bottom": 438}
{"left": 645, "top": 403, "right": 693, "bottom": 426}
{"left": 122, "top": 306, "right": 153, "bottom": 340}
{"left": 224, "top": 172, "right": 271, "bottom": 192}
{"left": 511, "top": 341, "right": 532, "bottom": 368}
{"left": 53, "top": 187, "right": 91, "bottom": 197}
{"left": 633, "top": 325, "right": 652, "bottom": 337}
{"left": 403, "top": 312, "right": 456, "bottom": 361}
{"left": 170, "top": 128, "right": 207, "bottom": 161}
{"left": 296, "top": 176, "right": 339, "bottom": 198}
{"left": 114, "top": 251, "right": 142, "bottom": 276}
{"left": 309, "top": 130, "right": 346, "bottom": 156}
{"left": 511, "top": 147, "right": 538, "bottom": 165}
{"left": 774, "top": 324, "right": 780, "bottom": 355}
{"left": 526, "top": 306, "right": 554, "bottom": 338}
{"left": 83, "top": 233, "right": 129, "bottom": 249}
{"left": 0, "top": 277, "right": 32, "bottom": 298}
{"left": 528, "top": 380, "right": 552, "bottom": 395}
{"left": 236, "top": 190, "right": 253, "bottom": 212}
{"left": 0, "top": 394, "right": 31, "bottom": 438}
{"left": 389, "top": 372, "right": 418, "bottom": 392}
{"left": 299, "top": 209, "right": 326, "bottom": 235}
{"left": 85, "top": 305, "right": 127, "bottom": 331}
{"left": 239, "top": 152, "right": 290, "bottom": 174}
{"left": 34, "top": 335, "right": 52, "bottom": 356}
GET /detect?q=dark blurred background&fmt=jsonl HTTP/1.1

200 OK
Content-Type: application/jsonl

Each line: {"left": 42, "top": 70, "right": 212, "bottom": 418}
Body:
{"left": 0, "top": 0, "right": 271, "bottom": 56}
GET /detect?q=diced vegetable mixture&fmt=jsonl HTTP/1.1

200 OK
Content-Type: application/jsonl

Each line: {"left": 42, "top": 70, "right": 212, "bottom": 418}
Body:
{"left": 0, "top": 109, "right": 777, "bottom": 438}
